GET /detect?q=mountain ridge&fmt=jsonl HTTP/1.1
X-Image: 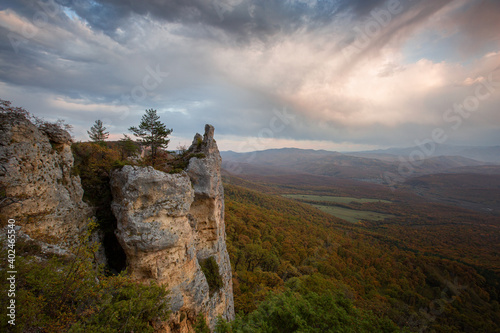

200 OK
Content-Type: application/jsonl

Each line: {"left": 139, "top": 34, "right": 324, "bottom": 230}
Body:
{"left": 221, "top": 147, "right": 493, "bottom": 184}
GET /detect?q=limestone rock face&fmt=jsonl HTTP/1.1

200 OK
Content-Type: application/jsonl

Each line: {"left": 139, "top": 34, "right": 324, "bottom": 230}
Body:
{"left": 0, "top": 112, "right": 92, "bottom": 244}
{"left": 111, "top": 125, "right": 234, "bottom": 332}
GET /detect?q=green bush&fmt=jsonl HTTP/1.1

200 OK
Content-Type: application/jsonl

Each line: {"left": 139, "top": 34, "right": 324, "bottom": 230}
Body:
{"left": 194, "top": 313, "right": 210, "bottom": 333}
{"left": 215, "top": 316, "right": 233, "bottom": 333}
{"left": 200, "top": 257, "right": 223, "bottom": 296}
{"left": 230, "top": 290, "right": 399, "bottom": 333}
{"left": 192, "top": 153, "right": 206, "bottom": 159}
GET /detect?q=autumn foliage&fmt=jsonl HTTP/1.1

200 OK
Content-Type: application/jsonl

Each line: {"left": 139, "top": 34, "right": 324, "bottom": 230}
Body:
{"left": 223, "top": 182, "right": 500, "bottom": 332}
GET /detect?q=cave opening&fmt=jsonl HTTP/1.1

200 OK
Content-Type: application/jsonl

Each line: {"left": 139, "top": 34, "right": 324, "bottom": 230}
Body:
{"left": 103, "top": 227, "right": 127, "bottom": 274}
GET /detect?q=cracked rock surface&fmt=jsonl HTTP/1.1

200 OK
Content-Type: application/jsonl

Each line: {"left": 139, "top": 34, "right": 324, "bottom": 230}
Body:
{"left": 0, "top": 112, "right": 92, "bottom": 245}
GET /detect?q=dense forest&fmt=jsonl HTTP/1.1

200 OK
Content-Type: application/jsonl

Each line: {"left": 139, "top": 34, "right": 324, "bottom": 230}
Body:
{"left": 223, "top": 179, "right": 500, "bottom": 332}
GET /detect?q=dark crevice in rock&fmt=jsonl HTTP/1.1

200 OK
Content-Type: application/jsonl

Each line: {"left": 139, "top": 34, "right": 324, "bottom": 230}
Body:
{"left": 103, "top": 230, "right": 127, "bottom": 274}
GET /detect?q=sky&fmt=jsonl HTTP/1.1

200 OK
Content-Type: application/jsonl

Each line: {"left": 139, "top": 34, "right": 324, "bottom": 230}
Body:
{"left": 1, "top": 0, "right": 499, "bottom": 152}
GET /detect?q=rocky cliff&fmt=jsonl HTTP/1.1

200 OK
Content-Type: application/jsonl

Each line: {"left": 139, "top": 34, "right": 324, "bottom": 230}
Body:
{"left": 0, "top": 108, "right": 234, "bottom": 331}
{"left": 0, "top": 111, "right": 92, "bottom": 246}
{"left": 111, "top": 125, "right": 234, "bottom": 332}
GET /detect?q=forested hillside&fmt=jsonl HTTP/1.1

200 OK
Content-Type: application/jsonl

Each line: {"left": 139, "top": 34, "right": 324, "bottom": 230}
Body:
{"left": 223, "top": 182, "right": 500, "bottom": 332}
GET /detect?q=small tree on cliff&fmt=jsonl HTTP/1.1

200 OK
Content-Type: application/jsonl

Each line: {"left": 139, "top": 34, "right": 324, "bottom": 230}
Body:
{"left": 129, "top": 109, "right": 172, "bottom": 166}
{"left": 88, "top": 119, "right": 109, "bottom": 146}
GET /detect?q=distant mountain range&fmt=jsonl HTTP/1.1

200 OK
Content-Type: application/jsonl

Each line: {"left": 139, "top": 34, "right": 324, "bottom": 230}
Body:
{"left": 221, "top": 145, "right": 500, "bottom": 184}
{"left": 346, "top": 144, "right": 500, "bottom": 163}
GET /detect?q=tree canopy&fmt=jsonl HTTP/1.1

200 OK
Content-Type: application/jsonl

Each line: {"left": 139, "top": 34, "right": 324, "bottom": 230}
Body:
{"left": 129, "top": 109, "right": 172, "bottom": 166}
{"left": 87, "top": 119, "right": 109, "bottom": 146}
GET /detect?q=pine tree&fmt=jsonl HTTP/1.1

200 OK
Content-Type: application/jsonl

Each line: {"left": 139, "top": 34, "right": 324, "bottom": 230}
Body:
{"left": 128, "top": 109, "right": 172, "bottom": 166}
{"left": 87, "top": 119, "right": 109, "bottom": 146}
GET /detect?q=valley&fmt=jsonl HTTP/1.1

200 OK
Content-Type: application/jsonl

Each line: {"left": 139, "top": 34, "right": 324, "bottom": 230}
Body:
{"left": 221, "top": 146, "right": 500, "bottom": 331}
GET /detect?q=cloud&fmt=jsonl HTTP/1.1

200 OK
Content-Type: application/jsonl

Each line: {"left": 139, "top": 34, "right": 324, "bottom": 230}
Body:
{"left": 435, "top": 0, "right": 500, "bottom": 56}
{"left": 0, "top": 0, "right": 499, "bottom": 151}
{"left": 56, "top": 0, "right": 342, "bottom": 43}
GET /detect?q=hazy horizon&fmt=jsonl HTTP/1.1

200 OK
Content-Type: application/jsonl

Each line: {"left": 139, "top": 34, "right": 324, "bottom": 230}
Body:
{"left": 1, "top": 0, "right": 499, "bottom": 152}
{"left": 220, "top": 143, "right": 500, "bottom": 155}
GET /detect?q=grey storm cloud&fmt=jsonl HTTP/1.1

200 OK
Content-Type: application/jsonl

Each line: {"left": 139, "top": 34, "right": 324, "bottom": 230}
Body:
{"left": 57, "top": 0, "right": 336, "bottom": 41}
{"left": 56, "top": 0, "right": 426, "bottom": 43}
